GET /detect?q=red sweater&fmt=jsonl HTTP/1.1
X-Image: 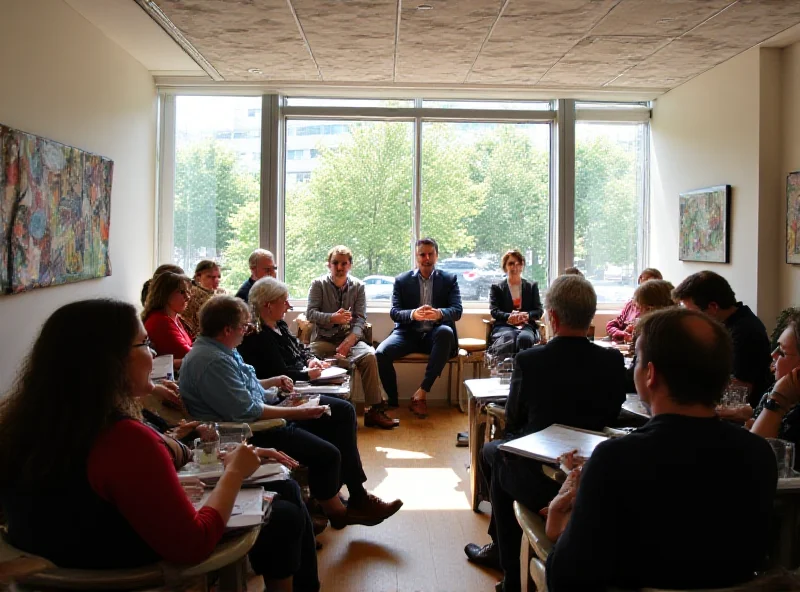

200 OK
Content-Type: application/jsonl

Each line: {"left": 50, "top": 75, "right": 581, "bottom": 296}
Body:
{"left": 88, "top": 419, "right": 225, "bottom": 564}
{"left": 605, "top": 300, "right": 639, "bottom": 342}
{"left": 144, "top": 310, "right": 193, "bottom": 360}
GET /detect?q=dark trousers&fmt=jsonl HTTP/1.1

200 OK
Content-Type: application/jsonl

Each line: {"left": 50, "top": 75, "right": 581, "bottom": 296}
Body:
{"left": 490, "top": 326, "right": 539, "bottom": 356}
{"left": 482, "top": 440, "right": 560, "bottom": 592}
{"left": 251, "top": 396, "right": 367, "bottom": 501}
{"left": 375, "top": 325, "right": 455, "bottom": 402}
{"left": 248, "top": 479, "right": 320, "bottom": 591}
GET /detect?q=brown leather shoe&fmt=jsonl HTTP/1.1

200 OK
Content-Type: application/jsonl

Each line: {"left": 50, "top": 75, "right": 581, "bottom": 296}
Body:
{"left": 409, "top": 397, "right": 428, "bottom": 418}
{"left": 364, "top": 406, "right": 397, "bottom": 430}
{"left": 348, "top": 494, "right": 403, "bottom": 523}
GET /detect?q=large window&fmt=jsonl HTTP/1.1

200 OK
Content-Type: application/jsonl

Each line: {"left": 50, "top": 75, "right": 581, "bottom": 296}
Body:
{"left": 159, "top": 96, "right": 649, "bottom": 306}
{"left": 284, "top": 120, "right": 414, "bottom": 299}
{"left": 575, "top": 122, "right": 648, "bottom": 304}
{"left": 173, "top": 96, "right": 261, "bottom": 294}
{"left": 420, "top": 122, "right": 551, "bottom": 300}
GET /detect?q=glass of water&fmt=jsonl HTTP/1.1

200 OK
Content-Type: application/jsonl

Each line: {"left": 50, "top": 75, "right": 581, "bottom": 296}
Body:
{"left": 499, "top": 357, "right": 514, "bottom": 385}
{"left": 767, "top": 438, "right": 796, "bottom": 478}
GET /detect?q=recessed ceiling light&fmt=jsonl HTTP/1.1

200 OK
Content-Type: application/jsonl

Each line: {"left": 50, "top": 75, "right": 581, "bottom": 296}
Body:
{"left": 657, "top": 18, "right": 675, "bottom": 24}
{"left": 417, "top": 4, "right": 433, "bottom": 10}
{"left": 247, "top": 68, "right": 263, "bottom": 74}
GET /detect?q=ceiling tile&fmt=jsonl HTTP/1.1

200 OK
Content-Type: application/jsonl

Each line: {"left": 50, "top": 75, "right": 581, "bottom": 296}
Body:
{"left": 539, "top": 35, "right": 669, "bottom": 86}
{"left": 395, "top": 0, "right": 499, "bottom": 83}
{"left": 291, "top": 0, "right": 396, "bottom": 82}
{"left": 614, "top": 0, "right": 800, "bottom": 88}
{"left": 467, "top": 0, "right": 620, "bottom": 85}
{"left": 152, "top": 0, "right": 319, "bottom": 81}
{"left": 590, "top": 0, "right": 734, "bottom": 37}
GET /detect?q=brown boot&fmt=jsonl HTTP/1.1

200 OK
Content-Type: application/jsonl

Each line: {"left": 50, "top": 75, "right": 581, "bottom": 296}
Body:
{"left": 347, "top": 494, "right": 403, "bottom": 524}
{"left": 364, "top": 406, "right": 398, "bottom": 429}
{"left": 409, "top": 397, "right": 428, "bottom": 418}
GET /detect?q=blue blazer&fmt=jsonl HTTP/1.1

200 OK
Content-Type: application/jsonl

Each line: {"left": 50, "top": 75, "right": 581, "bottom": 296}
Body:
{"left": 389, "top": 268, "right": 463, "bottom": 354}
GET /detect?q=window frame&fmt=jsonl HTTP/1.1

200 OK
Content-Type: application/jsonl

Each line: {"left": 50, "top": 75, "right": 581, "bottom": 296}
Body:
{"left": 156, "top": 92, "right": 650, "bottom": 309}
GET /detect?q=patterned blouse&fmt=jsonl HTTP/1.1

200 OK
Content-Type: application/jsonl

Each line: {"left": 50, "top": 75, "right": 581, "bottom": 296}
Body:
{"left": 182, "top": 283, "right": 226, "bottom": 338}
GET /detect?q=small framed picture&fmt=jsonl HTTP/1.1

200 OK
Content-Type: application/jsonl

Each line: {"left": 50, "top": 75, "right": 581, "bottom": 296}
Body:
{"left": 678, "top": 185, "right": 731, "bottom": 263}
{"left": 786, "top": 171, "right": 800, "bottom": 264}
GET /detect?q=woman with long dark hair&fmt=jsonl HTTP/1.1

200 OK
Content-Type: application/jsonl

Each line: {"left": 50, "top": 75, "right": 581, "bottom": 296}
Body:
{"left": 0, "top": 299, "right": 319, "bottom": 591}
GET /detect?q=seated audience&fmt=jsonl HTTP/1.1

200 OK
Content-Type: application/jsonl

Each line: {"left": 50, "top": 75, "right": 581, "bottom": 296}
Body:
{"left": 236, "top": 249, "right": 277, "bottom": 303}
{"left": 375, "top": 237, "right": 463, "bottom": 418}
{"left": 180, "top": 295, "right": 403, "bottom": 529}
{"left": 489, "top": 249, "right": 543, "bottom": 355}
{"left": 305, "top": 246, "right": 397, "bottom": 430}
{"left": 545, "top": 308, "right": 777, "bottom": 591}
{"left": 743, "top": 311, "right": 800, "bottom": 469}
{"left": 237, "top": 278, "right": 329, "bottom": 384}
{"left": 606, "top": 267, "right": 663, "bottom": 342}
{"left": 182, "top": 260, "right": 226, "bottom": 337}
{"left": 623, "top": 279, "right": 675, "bottom": 392}
{"left": 142, "top": 272, "right": 194, "bottom": 371}
{"left": 140, "top": 264, "right": 184, "bottom": 306}
{"left": 0, "top": 299, "right": 319, "bottom": 592}
{"left": 673, "top": 270, "right": 773, "bottom": 406}
{"left": 465, "top": 274, "right": 626, "bottom": 592}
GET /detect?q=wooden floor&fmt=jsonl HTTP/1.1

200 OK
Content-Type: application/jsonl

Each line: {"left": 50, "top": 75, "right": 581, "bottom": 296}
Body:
{"left": 250, "top": 405, "right": 500, "bottom": 592}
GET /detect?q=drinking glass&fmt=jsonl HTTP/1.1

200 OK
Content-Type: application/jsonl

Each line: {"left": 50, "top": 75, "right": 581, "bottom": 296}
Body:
{"left": 767, "top": 438, "right": 796, "bottom": 478}
{"left": 193, "top": 438, "right": 221, "bottom": 466}
{"left": 499, "top": 357, "right": 514, "bottom": 385}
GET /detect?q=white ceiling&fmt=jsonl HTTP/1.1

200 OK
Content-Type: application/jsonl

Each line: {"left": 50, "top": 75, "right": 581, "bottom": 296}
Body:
{"left": 67, "top": 0, "right": 800, "bottom": 98}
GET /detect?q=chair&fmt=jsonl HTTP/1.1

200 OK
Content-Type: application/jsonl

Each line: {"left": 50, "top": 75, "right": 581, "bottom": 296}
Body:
{"left": 1, "top": 525, "right": 261, "bottom": 591}
{"left": 392, "top": 350, "right": 466, "bottom": 407}
{"left": 141, "top": 393, "right": 286, "bottom": 435}
{"left": 458, "top": 333, "right": 488, "bottom": 413}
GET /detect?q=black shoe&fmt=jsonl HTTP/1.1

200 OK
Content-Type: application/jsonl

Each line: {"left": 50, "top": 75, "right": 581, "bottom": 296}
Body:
{"left": 456, "top": 431, "right": 469, "bottom": 447}
{"left": 464, "top": 542, "right": 501, "bottom": 571}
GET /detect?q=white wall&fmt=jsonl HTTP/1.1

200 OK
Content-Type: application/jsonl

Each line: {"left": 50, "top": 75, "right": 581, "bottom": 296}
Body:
{"left": 650, "top": 47, "right": 783, "bottom": 328}
{"left": 780, "top": 42, "right": 800, "bottom": 308}
{"left": 0, "top": 0, "right": 157, "bottom": 392}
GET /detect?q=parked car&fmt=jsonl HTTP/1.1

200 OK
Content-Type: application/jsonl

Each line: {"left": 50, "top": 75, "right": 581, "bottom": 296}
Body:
{"left": 362, "top": 275, "right": 395, "bottom": 300}
{"left": 437, "top": 258, "right": 484, "bottom": 300}
{"left": 603, "top": 265, "right": 623, "bottom": 283}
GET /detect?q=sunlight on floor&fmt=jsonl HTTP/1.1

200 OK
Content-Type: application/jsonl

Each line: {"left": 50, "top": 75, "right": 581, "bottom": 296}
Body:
{"left": 372, "top": 467, "right": 472, "bottom": 510}
{"left": 374, "top": 446, "right": 433, "bottom": 460}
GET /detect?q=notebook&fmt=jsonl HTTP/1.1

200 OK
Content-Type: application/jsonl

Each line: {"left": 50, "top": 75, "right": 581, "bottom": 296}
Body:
{"left": 499, "top": 424, "right": 608, "bottom": 465}
{"left": 192, "top": 487, "right": 267, "bottom": 528}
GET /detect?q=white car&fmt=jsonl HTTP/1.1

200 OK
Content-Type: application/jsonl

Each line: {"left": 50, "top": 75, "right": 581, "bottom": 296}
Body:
{"left": 363, "top": 275, "right": 395, "bottom": 300}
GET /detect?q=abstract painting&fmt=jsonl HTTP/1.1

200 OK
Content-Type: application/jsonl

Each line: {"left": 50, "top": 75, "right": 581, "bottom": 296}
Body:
{"left": 786, "top": 172, "right": 800, "bottom": 264}
{"left": 0, "top": 124, "right": 113, "bottom": 294}
{"left": 678, "top": 185, "right": 731, "bottom": 263}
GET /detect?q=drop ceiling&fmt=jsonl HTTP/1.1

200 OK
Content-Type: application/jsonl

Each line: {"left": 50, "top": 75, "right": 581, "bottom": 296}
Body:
{"left": 76, "top": 0, "right": 800, "bottom": 98}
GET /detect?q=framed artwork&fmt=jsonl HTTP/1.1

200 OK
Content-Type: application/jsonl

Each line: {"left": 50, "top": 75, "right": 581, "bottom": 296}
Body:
{"left": 786, "top": 171, "right": 800, "bottom": 264}
{"left": 678, "top": 185, "right": 731, "bottom": 263}
{"left": 0, "top": 124, "right": 113, "bottom": 294}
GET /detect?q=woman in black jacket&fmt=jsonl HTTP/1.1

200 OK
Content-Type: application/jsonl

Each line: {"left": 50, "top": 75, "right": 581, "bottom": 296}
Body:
{"left": 489, "top": 250, "right": 543, "bottom": 355}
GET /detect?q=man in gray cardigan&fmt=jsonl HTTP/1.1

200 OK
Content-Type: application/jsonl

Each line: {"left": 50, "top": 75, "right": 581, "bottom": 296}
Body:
{"left": 306, "top": 245, "right": 397, "bottom": 430}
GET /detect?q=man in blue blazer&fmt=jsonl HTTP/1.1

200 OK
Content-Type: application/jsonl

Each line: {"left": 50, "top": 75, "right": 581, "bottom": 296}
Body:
{"left": 376, "top": 238, "right": 463, "bottom": 417}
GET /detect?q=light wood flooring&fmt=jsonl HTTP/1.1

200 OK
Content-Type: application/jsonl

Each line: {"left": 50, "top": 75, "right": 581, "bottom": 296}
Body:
{"left": 251, "top": 405, "right": 500, "bottom": 592}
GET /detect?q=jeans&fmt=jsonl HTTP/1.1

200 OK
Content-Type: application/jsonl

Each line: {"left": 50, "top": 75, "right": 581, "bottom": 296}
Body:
{"left": 375, "top": 325, "right": 455, "bottom": 403}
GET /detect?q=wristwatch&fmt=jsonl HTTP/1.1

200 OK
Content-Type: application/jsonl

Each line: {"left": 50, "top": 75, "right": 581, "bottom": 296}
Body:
{"left": 764, "top": 397, "right": 787, "bottom": 415}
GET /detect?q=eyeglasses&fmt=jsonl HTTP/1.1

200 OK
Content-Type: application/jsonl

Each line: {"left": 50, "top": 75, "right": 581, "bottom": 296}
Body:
{"left": 133, "top": 337, "right": 152, "bottom": 349}
{"left": 773, "top": 345, "right": 800, "bottom": 358}
{"left": 261, "top": 266, "right": 278, "bottom": 273}
{"left": 239, "top": 322, "right": 257, "bottom": 336}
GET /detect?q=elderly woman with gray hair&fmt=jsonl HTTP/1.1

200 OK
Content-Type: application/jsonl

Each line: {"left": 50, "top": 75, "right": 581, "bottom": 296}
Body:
{"left": 237, "top": 277, "right": 329, "bottom": 383}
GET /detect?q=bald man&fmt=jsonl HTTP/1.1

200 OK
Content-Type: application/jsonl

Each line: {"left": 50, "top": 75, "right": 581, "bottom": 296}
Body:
{"left": 545, "top": 308, "right": 777, "bottom": 592}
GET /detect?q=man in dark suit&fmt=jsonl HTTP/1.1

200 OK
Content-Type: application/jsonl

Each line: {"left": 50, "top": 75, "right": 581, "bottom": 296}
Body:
{"left": 375, "top": 238, "right": 463, "bottom": 418}
{"left": 465, "top": 274, "right": 626, "bottom": 592}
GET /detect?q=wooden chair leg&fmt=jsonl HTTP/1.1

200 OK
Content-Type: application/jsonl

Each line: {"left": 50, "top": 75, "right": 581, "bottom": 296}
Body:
{"left": 447, "top": 361, "right": 453, "bottom": 407}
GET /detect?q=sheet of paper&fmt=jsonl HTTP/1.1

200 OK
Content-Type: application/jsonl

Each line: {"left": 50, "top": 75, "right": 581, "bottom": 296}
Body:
{"left": 179, "top": 462, "right": 287, "bottom": 482}
{"left": 499, "top": 424, "right": 608, "bottom": 465}
{"left": 193, "top": 487, "right": 265, "bottom": 528}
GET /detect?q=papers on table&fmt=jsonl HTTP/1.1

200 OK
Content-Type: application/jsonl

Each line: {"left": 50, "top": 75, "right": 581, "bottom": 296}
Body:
{"left": 150, "top": 355, "right": 174, "bottom": 381}
{"left": 178, "top": 462, "right": 289, "bottom": 482}
{"left": 499, "top": 424, "right": 608, "bottom": 465}
{"left": 294, "top": 384, "right": 350, "bottom": 395}
{"left": 193, "top": 487, "right": 267, "bottom": 528}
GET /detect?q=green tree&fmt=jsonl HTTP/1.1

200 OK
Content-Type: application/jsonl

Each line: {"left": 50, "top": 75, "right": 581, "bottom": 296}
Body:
{"left": 467, "top": 126, "right": 550, "bottom": 285}
{"left": 174, "top": 142, "right": 258, "bottom": 273}
{"left": 221, "top": 199, "right": 259, "bottom": 294}
{"left": 574, "top": 136, "right": 639, "bottom": 278}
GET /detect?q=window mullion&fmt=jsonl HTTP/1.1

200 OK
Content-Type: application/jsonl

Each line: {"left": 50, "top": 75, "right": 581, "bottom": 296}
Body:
{"left": 412, "top": 98, "right": 423, "bottom": 269}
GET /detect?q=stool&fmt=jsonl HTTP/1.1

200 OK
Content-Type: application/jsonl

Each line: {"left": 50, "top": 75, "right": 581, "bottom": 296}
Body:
{"left": 393, "top": 350, "right": 466, "bottom": 407}
{"left": 458, "top": 337, "right": 487, "bottom": 413}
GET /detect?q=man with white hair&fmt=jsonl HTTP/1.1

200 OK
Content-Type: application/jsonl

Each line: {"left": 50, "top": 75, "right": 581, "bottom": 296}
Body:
{"left": 235, "top": 249, "right": 277, "bottom": 302}
{"left": 464, "top": 274, "right": 626, "bottom": 592}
